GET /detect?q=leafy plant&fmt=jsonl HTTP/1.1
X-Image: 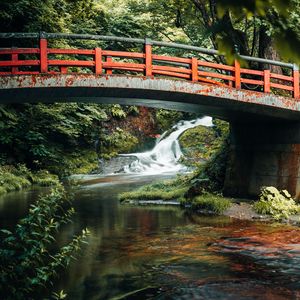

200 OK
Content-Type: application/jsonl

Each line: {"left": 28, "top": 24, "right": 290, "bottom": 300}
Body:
{"left": 253, "top": 186, "right": 300, "bottom": 220}
{"left": 0, "top": 186, "right": 90, "bottom": 299}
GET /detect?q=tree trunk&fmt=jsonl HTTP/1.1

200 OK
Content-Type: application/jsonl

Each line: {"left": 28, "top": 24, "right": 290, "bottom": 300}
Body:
{"left": 258, "top": 25, "right": 282, "bottom": 73}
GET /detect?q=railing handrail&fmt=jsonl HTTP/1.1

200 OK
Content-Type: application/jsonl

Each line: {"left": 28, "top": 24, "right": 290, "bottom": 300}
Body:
{"left": 0, "top": 32, "right": 295, "bottom": 69}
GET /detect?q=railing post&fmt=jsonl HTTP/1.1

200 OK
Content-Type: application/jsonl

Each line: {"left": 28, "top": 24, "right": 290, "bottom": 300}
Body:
{"left": 293, "top": 64, "right": 299, "bottom": 99}
{"left": 264, "top": 69, "right": 271, "bottom": 93}
{"left": 144, "top": 38, "right": 152, "bottom": 77}
{"left": 191, "top": 57, "right": 198, "bottom": 82}
{"left": 95, "top": 48, "right": 102, "bottom": 75}
{"left": 60, "top": 67, "right": 68, "bottom": 74}
{"left": 11, "top": 48, "right": 18, "bottom": 74}
{"left": 39, "top": 32, "right": 48, "bottom": 73}
{"left": 106, "top": 56, "right": 112, "bottom": 75}
{"left": 234, "top": 59, "right": 241, "bottom": 89}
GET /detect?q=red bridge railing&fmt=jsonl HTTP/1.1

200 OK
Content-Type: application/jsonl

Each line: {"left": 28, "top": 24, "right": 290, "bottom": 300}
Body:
{"left": 0, "top": 32, "right": 299, "bottom": 99}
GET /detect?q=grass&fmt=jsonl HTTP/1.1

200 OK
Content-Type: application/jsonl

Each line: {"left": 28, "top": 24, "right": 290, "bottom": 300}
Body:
{"left": 0, "top": 165, "right": 59, "bottom": 195}
{"left": 181, "top": 193, "right": 232, "bottom": 214}
{"left": 119, "top": 175, "right": 191, "bottom": 202}
{"left": 119, "top": 173, "right": 232, "bottom": 215}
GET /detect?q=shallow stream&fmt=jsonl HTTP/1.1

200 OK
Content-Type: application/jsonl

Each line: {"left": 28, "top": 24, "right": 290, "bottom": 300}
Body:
{"left": 1, "top": 174, "right": 300, "bottom": 299}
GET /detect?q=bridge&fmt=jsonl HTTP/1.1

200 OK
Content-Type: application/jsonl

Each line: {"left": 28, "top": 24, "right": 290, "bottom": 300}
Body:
{"left": 0, "top": 32, "right": 299, "bottom": 199}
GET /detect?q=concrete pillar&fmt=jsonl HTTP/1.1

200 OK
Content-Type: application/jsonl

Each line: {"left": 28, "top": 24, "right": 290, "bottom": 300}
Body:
{"left": 223, "top": 122, "right": 300, "bottom": 199}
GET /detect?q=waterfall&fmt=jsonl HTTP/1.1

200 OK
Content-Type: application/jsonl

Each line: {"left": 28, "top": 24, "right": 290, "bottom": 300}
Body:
{"left": 120, "top": 116, "right": 213, "bottom": 175}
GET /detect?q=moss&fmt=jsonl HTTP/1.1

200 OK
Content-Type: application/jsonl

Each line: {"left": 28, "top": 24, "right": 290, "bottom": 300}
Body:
{"left": 179, "top": 125, "right": 215, "bottom": 165}
{"left": 181, "top": 194, "right": 232, "bottom": 214}
{"left": 253, "top": 186, "right": 300, "bottom": 220}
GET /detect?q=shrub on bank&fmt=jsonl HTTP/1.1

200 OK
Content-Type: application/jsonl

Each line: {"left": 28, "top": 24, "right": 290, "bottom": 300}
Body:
{"left": 253, "top": 186, "right": 300, "bottom": 220}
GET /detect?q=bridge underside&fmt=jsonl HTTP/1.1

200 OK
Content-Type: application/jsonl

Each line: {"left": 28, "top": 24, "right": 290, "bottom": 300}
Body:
{"left": 0, "top": 74, "right": 300, "bottom": 122}
{"left": 1, "top": 74, "right": 300, "bottom": 198}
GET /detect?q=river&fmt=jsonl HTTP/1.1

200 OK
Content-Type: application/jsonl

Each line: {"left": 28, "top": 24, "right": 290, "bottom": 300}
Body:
{"left": 1, "top": 174, "right": 300, "bottom": 299}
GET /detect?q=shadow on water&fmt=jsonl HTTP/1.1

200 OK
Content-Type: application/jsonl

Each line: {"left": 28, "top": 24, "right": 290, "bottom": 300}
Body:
{"left": 2, "top": 174, "right": 300, "bottom": 299}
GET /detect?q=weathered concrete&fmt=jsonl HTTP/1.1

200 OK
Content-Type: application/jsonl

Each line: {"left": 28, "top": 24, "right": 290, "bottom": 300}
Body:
{"left": 223, "top": 122, "right": 300, "bottom": 199}
{"left": 0, "top": 74, "right": 300, "bottom": 122}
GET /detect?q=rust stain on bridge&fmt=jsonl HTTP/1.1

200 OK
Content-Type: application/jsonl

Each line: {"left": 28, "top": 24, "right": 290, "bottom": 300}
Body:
{"left": 1, "top": 74, "right": 300, "bottom": 121}
{"left": 0, "top": 73, "right": 298, "bottom": 110}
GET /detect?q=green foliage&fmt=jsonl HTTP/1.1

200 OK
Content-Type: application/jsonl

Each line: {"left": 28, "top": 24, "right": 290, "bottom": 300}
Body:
{"left": 48, "top": 150, "right": 99, "bottom": 177}
{"left": 0, "top": 165, "right": 59, "bottom": 195}
{"left": 0, "top": 169, "right": 31, "bottom": 194}
{"left": 119, "top": 175, "right": 191, "bottom": 202}
{"left": 0, "top": 186, "right": 90, "bottom": 299}
{"left": 109, "top": 105, "right": 127, "bottom": 118}
{"left": 156, "top": 110, "right": 191, "bottom": 132}
{"left": 0, "top": 103, "right": 107, "bottom": 176}
{"left": 31, "top": 170, "right": 60, "bottom": 187}
{"left": 99, "top": 128, "right": 139, "bottom": 159}
{"left": 181, "top": 193, "right": 232, "bottom": 214}
{"left": 253, "top": 186, "right": 300, "bottom": 220}
{"left": 178, "top": 118, "right": 229, "bottom": 192}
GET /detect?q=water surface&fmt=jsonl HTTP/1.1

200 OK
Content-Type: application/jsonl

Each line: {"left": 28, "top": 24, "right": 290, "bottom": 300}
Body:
{"left": 2, "top": 174, "right": 300, "bottom": 299}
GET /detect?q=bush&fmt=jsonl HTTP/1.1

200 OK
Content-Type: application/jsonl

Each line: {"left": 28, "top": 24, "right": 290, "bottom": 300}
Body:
{"left": 253, "top": 186, "right": 300, "bottom": 220}
{"left": 0, "top": 186, "right": 90, "bottom": 299}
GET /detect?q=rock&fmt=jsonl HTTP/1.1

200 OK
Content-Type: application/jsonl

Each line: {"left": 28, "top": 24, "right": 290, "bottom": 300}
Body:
{"left": 91, "top": 156, "right": 137, "bottom": 175}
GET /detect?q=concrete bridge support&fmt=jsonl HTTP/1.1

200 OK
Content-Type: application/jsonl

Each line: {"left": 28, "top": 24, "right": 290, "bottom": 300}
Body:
{"left": 223, "top": 122, "right": 300, "bottom": 199}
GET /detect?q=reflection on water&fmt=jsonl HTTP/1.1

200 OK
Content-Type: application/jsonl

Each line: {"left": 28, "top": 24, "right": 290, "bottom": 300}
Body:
{"left": 1, "top": 174, "right": 300, "bottom": 299}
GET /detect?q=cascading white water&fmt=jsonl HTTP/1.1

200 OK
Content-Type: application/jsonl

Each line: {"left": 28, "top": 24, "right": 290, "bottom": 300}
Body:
{"left": 121, "top": 116, "right": 213, "bottom": 175}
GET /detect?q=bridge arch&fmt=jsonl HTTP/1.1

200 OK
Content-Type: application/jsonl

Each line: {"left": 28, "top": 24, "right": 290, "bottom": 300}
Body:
{"left": 0, "top": 74, "right": 299, "bottom": 122}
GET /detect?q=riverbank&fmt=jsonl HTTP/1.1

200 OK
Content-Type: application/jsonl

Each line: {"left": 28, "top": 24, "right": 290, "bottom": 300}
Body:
{"left": 122, "top": 197, "right": 300, "bottom": 226}
{"left": 0, "top": 165, "right": 59, "bottom": 195}
{"left": 119, "top": 175, "right": 300, "bottom": 225}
